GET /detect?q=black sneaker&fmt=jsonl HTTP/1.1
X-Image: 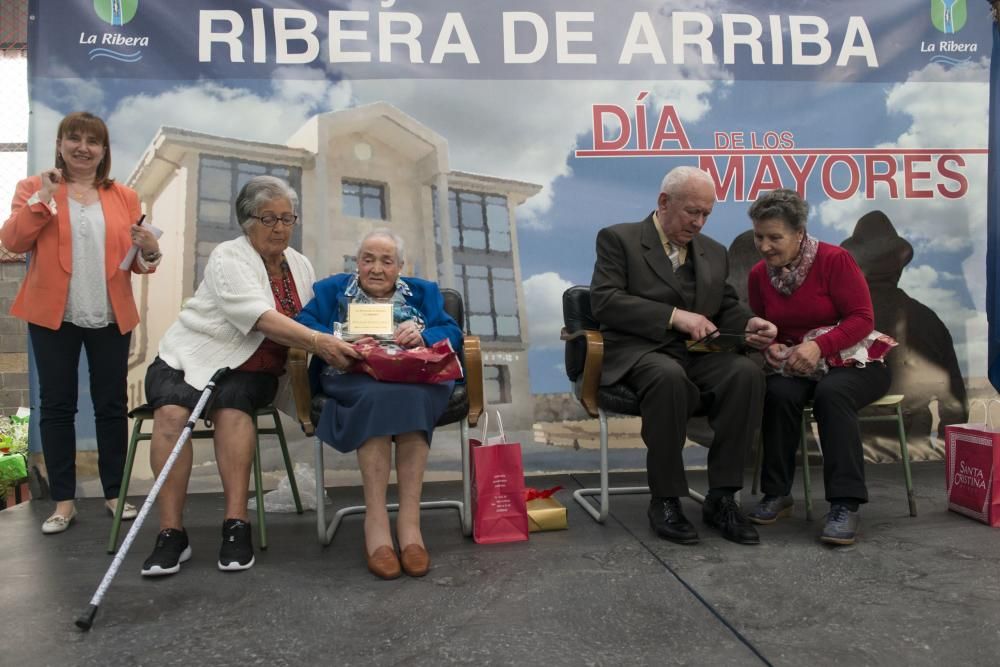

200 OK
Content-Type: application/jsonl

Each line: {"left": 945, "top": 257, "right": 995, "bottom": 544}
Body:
{"left": 141, "top": 528, "right": 192, "bottom": 577}
{"left": 218, "top": 519, "right": 255, "bottom": 571}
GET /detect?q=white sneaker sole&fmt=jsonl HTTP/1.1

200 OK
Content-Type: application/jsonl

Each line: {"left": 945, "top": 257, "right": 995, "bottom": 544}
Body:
{"left": 218, "top": 554, "right": 255, "bottom": 572}
{"left": 141, "top": 545, "right": 192, "bottom": 577}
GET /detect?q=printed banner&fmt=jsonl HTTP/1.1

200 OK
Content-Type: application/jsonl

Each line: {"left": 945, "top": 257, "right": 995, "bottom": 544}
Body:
{"left": 25, "top": 0, "right": 992, "bottom": 458}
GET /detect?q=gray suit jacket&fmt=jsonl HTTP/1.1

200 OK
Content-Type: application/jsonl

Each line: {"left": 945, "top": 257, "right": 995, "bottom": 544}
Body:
{"left": 590, "top": 213, "right": 752, "bottom": 386}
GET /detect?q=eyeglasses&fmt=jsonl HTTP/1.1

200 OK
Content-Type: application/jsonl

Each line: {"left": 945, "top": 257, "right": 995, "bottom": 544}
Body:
{"left": 250, "top": 214, "right": 298, "bottom": 227}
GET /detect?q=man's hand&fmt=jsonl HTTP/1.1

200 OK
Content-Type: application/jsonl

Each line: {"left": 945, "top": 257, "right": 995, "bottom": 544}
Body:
{"left": 745, "top": 317, "right": 777, "bottom": 350}
{"left": 785, "top": 341, "right": 822, "bottom": 375}
{"left": 671, "top": 308, "right": 718, "bottom": 343}
{"left": 315, "top": 335, "right": 362, "bottom": 370}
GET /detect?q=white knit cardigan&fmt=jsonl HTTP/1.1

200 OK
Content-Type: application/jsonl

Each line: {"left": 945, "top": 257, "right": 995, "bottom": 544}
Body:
{"left": 158, "top": 235, "right": 316, "bottom": 391}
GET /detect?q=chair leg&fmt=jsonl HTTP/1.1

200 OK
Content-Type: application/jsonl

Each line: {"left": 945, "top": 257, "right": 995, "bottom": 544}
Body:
{"left": 460, "top": 419, "right": 472, "bottom": 537}
{"left": 252, "top": 414, "right": 267, "bottom": 551}
{"left": 751, "top": 431, "right": 763, "bottom": 496}
{"left": 896, "top": 404, "right": 917, "bottom": 517}
{"left": 271, "top": 408, "right": 302, "bottom": 514}
{"left": 800, "top": 412, "right": 813, "bottom": 521}
{"left": 108, "top": 417, "right": 144, "bottom": 554}
{"left": 315, "top": 437, "right": 329, "bottom": 545}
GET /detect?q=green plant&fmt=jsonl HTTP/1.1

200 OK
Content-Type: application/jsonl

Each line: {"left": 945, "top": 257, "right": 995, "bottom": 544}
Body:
{"left": 0, "top": 415, "right": 29, "bottom": 501}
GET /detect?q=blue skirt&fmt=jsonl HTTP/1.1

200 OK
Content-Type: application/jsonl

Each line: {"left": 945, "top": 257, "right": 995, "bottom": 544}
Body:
{"left": 317, "top": 373, "right": 455, "bottom": 453}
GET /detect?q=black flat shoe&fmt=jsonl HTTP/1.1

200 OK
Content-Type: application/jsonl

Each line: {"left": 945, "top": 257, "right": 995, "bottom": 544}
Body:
{"left": 702, "top": 495, "right": 760, "bottom": 545}
{"left": 648, "top": 497, "right": 699, "bottom": 544}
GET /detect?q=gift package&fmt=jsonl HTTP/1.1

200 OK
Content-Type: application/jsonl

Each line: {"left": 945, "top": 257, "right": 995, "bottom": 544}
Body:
{"left": 349, "top": 338, "right": 463, "bottom": 384}
{"left": 470, "top": 412, "right": 529, "bottom": 544}
{"left": 525, "top": 486, "right": 568, "bottom": 533}
{"left": 945, "top": 399, "right": 1000, "bottom": 527}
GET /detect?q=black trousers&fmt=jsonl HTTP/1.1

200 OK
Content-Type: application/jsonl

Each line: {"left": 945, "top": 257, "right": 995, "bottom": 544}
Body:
{"left": 29, "top": 322, "right": 131, "bottom": 501}
{"left": 624, "top": 351, "right": 764, "bottom": 498}
{"left": 760, "top": 363, "right": 892, "bottom": 504}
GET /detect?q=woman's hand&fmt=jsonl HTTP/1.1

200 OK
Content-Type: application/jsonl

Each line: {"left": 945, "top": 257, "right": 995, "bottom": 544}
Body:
{"left": 130, "top": 224, "right": 159, "bottom": 255}
{"left": 38, "top": 168, "right": 62, "bottom": 203}
{"left": 393, "top": 320, "right": 424, "bottom": 349}
{"left": 745, "top": 316, "right": 777, "bottom": 350}
{"left": 315, "top": 334, "right": 362, "bottom": 370}
{"left": 785, "top": 341, "right": 822, "bottom": 375}
{"left": 764, "top": 343, "right": 791, "bottom": 368}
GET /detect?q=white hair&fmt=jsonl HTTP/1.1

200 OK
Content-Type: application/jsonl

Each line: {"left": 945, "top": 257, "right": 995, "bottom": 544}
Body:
{"left": 357, "top": 227, "right": 405, "bottom": 265}
{"left": 660, "top": 166, "right": 714, "bottom": 196}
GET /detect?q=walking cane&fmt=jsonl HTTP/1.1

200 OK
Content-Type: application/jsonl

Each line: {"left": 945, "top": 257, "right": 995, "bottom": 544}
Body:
{"left": 75, "top": 367, "right": 230, "bottom": 631}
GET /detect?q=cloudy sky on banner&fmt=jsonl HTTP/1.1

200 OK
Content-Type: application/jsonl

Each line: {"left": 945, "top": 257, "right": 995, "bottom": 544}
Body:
{"left": 24, "top": 0, "right": 992, "bottom": 393}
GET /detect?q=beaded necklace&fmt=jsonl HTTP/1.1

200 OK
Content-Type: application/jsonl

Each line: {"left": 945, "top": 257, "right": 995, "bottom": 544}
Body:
{"left": 269, "top": 258, "right": 298, "bottom": 315}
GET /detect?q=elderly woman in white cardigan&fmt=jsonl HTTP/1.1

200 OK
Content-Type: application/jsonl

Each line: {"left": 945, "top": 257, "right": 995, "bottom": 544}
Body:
{"left": 139, "top": 175, "right": 360, "bottom": 577}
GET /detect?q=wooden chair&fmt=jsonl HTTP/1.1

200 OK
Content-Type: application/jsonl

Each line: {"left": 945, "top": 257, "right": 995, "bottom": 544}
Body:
{"left": 107, "top": 405, "right": 301, "bottom": 554}
{"left": 751, "top": 394, "right": 916, "bottom": 520}
{"left": 288, "top": 288, "right": 484, "bottom": 545}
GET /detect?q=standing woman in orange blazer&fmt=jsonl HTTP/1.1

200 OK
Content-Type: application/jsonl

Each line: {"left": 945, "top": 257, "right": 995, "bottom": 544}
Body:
{"left": 1, "top": 111, "right": 161, "bottom": 534}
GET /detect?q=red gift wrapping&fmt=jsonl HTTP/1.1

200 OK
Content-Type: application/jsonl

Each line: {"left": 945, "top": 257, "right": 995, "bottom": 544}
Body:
{"left": 348, "top": 338, "right": 464, "bottom": 384}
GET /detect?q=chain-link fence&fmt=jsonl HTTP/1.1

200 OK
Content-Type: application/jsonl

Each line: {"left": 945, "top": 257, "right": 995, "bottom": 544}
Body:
{"left": 1, "top": 0, "right": 28, "bottom": 261}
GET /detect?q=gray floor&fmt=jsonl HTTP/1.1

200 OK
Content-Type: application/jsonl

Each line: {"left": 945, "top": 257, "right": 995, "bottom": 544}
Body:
{"left": 4, "top": 461, "right": 999, "bottom": 666}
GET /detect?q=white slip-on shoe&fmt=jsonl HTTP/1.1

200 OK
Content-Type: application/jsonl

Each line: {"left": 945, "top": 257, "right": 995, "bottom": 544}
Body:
{"left": 105, "top": 498, "right": 138, "bottom": 521}
{"left": 41, "top": 506, "right": 78, "bottom": 534}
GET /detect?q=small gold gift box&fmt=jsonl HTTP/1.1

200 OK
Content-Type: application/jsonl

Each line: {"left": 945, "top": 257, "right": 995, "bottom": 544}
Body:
{"left": 527, "top": 496, "right": 568, "bottom": 532}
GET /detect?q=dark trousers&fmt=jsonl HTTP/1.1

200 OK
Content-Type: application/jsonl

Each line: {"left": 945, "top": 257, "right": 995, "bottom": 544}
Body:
{"left": 624, "top": 351, "right": 764, "bottom": 498}
{"left": 29, "top": 322, "right": 131, "bottom": 501}
{"left": 760, "top": 363, "right": 892, "bottom": 504}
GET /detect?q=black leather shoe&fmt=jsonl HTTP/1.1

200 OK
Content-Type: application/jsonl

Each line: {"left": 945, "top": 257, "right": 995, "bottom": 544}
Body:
{"left": 648, "top": 498, "right": 699, "bottom": 544}
{"left": 702, "top": 495, "right": 760, "bottom": 545}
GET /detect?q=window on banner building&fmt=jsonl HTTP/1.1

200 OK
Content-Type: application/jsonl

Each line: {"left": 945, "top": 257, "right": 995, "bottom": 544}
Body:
{"left": 433, "top": 188, "right": 521, "bottom": 343}
{"left": 484, "top": 365, "right": 511, "bottom": 405}
{"left": 343, "top": 180, "right": 386, "bottom": 220}
{"left": 196, "top": 155, "right": 302, "bottom": 287}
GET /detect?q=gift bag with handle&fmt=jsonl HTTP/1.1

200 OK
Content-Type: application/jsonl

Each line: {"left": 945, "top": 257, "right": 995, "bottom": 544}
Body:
{"left": 470, "top": 411, "right": 529, "bottom": 544}
{"left": 945, "top": 399, "right": 1000, "bottom": 526}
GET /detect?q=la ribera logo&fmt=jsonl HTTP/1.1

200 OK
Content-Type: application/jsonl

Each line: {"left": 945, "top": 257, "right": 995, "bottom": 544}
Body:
{"left": 931, "top": 0, "right": 967, "bottom": 34}
{"left": 93, "top": 0, "right": 139, "bottom": 27}
{"left": 82, "top": 0, "right": 146, "bottom": 62}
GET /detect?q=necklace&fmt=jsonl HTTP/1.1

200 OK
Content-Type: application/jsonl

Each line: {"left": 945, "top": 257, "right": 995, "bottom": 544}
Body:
{"left": 269, "top": 259, "right": 299, "bottom": 315}
{"left": 67, "top": 182, "right": 96, "bottom": 203}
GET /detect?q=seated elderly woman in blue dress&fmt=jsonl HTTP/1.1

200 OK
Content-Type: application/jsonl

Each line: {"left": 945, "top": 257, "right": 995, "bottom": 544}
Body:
{"left": 297, "top": 228, "right": 462, "bottom": 580}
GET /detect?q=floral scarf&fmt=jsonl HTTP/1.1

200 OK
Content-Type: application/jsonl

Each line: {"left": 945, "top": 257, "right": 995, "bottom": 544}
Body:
{"left": 343, "top": 273, "right": 426, "bottom": 329}
{"left": 768, "top": 233, "right": 819, "bottom": 296}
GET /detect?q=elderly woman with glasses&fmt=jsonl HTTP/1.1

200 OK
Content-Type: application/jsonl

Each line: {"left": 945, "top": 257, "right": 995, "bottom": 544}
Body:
{"left": 139, "top": 175, "right": 361, "bottom": 578}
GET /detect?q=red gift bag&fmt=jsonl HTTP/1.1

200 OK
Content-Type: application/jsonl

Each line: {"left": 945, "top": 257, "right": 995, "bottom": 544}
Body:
{"left": 470, "top": 412, "right": 529, "bottom": 544}
{"left": 349, "top": 339, "right": 463, "bottom": 384}
{"left": 945, "top": 400, "right": 1000, "bottom": 526}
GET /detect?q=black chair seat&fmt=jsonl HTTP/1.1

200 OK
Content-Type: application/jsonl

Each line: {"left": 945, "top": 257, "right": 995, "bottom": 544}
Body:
{"left": 310, "top": 382, "right": 469, "bottom": 431}
{"left": 573, "top": 378, "right": 641, "bottom": 417}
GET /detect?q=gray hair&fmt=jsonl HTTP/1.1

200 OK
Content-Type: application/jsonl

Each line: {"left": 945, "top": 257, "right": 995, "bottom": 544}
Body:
{"left": 747, "top": 188, "right": 809, "bottom": 232}
{"left": 660, "top": 166, "right": 715, "bottom": 196}
{"left": 235, "top": 175, "right": 299, "bottom": 233}
{"left": 357, "top": 227, "right": 405, "bottom": 265}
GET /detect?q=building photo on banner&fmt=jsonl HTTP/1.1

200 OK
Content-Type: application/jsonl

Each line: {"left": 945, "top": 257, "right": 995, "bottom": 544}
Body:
{"left": 6, "top": 0, "right": 998, "bottom": 491}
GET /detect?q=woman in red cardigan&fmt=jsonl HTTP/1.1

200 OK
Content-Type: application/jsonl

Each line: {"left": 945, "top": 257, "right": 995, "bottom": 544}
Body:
{"left": 745, "top": 189, "right": 890, "bottom": 546}
{"left": 1, "top": 112, "right": 161, "bottom": 534}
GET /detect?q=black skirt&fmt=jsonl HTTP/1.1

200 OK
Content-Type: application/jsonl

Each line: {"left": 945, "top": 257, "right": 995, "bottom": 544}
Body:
{"left": 144, "top": 356, "right": 278, "bottom": 417}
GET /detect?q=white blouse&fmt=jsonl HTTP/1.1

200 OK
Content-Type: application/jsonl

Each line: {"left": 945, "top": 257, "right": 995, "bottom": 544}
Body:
{"left": 64, "top": 199, "right": 113, "bottom": 328}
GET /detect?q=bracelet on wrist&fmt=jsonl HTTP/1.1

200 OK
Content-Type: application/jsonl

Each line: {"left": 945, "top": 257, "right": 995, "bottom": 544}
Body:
{"left": 142, "top": 250, "right": 162, "bottom": 262}
{"left": 310, "top": 331, "right": 319, "bottom": 354}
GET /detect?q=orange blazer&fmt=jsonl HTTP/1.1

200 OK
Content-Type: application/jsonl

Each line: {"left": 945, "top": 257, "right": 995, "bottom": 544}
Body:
{"left": 1, "top": 176, "right": 153, "bottom": 333}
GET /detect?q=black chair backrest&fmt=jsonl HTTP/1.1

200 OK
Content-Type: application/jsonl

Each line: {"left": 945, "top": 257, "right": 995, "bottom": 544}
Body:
{"left": 441, "top": 288, "right": 464, "bottom": 329}
{"left": 563, "top": 285, "right": 597, "bottom": 382}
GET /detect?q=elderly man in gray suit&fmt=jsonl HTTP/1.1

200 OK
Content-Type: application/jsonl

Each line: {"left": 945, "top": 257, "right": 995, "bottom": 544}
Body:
{"left": 590, "top": 166, "right": 777, "bottom": 545}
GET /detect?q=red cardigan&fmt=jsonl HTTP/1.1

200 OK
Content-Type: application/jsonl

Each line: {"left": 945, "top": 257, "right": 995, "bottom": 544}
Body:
{"left": 747, "top": 242, "right": 874, "bottom": 358}
{"left": 1, "top": 176, "right": 152, "bottom": 333}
